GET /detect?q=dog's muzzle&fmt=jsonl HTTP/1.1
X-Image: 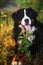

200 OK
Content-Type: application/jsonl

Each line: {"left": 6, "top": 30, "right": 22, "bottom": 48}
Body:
{"left": 25, "top": 19, "right": 29, "bottom": 25}
{"left": 21, "top": 18, "right": 31, "bottom": 31}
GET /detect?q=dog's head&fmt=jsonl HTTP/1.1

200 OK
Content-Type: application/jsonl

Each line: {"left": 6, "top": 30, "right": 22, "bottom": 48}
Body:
{"left": 12, "top": 7, "right": 38, "bottom": 42}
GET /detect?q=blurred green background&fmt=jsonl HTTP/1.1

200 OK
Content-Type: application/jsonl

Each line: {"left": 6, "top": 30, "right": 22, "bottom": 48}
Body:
{"left": 0, "top": 0, "right": 43, "bottom": 21}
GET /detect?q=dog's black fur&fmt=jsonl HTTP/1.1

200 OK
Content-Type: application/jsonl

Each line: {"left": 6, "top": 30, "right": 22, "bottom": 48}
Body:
{"left": 12, "top": 7, "right": 43, "bottom": 57}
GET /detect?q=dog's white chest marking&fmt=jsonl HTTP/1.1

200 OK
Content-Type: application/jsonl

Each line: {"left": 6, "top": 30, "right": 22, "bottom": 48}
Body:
{"left": 29, "top": 26, "right": 37, "bottom": 33}
{"left": 28, "top": 26, "right": 37, "bottom": 43}
{"left": 28, "top": 35, "right": 35, "bottom": 43}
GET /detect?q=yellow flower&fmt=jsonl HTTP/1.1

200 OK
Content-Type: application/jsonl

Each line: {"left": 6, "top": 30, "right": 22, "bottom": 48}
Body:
{"left": 1, "top": 24, "right": 3, "bottom": 27}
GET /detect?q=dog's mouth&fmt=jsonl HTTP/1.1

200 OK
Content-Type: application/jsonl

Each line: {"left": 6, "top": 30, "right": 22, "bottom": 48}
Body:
{"left": 18, "top": 18, "right": 32, "bottom": 44}
{"left": 24, "top": 25, "right": 31, "bottom": 31}
{"left": 18, "top": 24, "right": 36, "bottom": 44}
{"left": 21, "top": 18, "right": 31, "bottom": 31}
{"left": 18, "top": 22, "right": 31, "bottom": 44}
{"left": 24, "top": 19, "right": 31, "bottom": 31}
{"left": 18, "top": 19, "right": 36, "bottom": 44}
{"left": 18, "top": 19, "right": 31, "bottom": 36}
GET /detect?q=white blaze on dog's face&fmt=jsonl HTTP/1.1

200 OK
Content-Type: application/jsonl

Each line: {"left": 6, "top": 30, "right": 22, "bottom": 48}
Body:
{"left": 21, "top": 9, "right": 37, "bottom": 33}
{"left": 21, "top": 9, "right": 31, "bottom": 31}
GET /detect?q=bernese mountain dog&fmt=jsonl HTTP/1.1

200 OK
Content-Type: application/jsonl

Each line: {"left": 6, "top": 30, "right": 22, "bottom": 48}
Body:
{"left": 11, "top": 7, "right": 43, "bottom": 65}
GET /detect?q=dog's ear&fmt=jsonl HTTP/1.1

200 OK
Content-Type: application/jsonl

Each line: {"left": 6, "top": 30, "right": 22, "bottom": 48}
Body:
{"left": 12, "top": 9, "right": 24, "bottom": 22}
{"left": 27, "top": 7, "right": 38, "bottom": 19}
{"left": 12, "top": 11, "right": 18, "bottom": 21}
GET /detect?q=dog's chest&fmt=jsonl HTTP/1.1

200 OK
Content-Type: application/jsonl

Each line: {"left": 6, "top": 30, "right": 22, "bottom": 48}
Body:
{"left": 18, "top": 25, "right": 37, "bottom": 44}
{"left": 28, "top": 26, "right": 37, "bottom": 43}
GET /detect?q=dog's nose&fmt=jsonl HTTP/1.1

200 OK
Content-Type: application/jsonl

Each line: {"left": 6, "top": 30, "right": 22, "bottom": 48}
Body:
{"left": 25, "top": 19, "right": 29, "bottom": 25}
